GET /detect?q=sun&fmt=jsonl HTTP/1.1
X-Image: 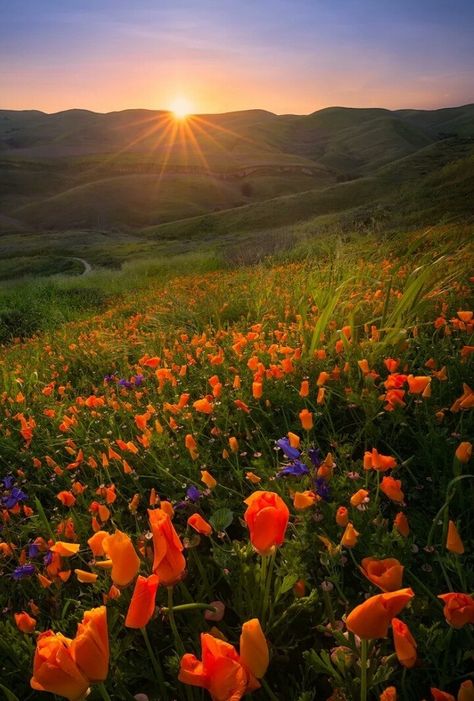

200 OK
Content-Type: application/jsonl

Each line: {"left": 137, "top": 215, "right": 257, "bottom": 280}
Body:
{"left": 169, "top": 97, "right": 193, "bottom": 120}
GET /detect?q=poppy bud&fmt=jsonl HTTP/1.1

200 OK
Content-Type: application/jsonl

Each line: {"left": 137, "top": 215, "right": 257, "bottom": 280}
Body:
{"left": 380, "top": 687, "right": 397, "bottom": 701}
{"left": 455, "top": 441, "right": 472, "bottom": 463}
{"left": 446, "top": 520, "right": 464, "bottom": 554}
{"left": 125, "top": 574, "right": 159, "bottom": 629}
{"left": 391, "top": 617, "right": 417, "bottom": 668}
{"left": 187, "top": 513, "right": 212, "bottom": 536}
{"left": 431, "top": 689, "right": 455, "bottom": 701}
{"left": 336, "top": 506, "right": 349, "bottom": 527}
{"left": 458, "top": 680, "right": 474, "bottom": 701}
{"left": 201, "top": 470, "right": 217, "bottom": 489}
{"left": 394, "top": 512, "right": 409, "bottom": 537}
{"left": 239, "top": 618, "right": 269, "bottom": 679}
{"left": 299, "top": 408, "right": 313, "bottom": 430}
{"left": 341, "top": 522, "right": 359, "bottom": 548}
{"left": 350, "top": 489, "right": 369, "bottom": 507}
{"left": 148, "top": 508, "right": 186, "bottom": 586}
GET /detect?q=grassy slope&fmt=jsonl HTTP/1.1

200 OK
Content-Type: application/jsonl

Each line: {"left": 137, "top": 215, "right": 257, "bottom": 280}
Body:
{"left": 1, "top": 105, "right": 473, "bottom": 280}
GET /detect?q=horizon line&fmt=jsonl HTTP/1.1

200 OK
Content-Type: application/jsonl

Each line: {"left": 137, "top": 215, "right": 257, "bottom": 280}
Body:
{"left": 1, "top": 100, "right": 474, "bottom": 119}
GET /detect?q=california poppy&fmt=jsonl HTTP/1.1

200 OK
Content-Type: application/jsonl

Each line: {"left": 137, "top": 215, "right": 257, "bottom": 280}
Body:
{"left": 391, "top": 617, "right": 417, "bottom": 668}
{"left": 243, "top": 491, "right": 289, "bottom": 556}
{"left": 431, "top": 689, "right": 455, "bottom": 701}
{"left": 360, "top": 557, "right": 404, "bottom": 592}
{"left": 102, "top": 530, "right": 140, "bottom": 587}
{"left": 341, "top": 522, "right": 359, "bottom": 548}
{"left": 69, "top": 606, "right": 109, "bottom": 683}
{"left": 14, "top": 611, "right": 37, "bottom": 633}
{"left": 380, "top": 477, "right": 404, "bottom": 503}
{"left": 446, "top": 520, "right": 464, "bottom": 554}
{"left": 346, "top": 588, "right": 414, "bottom": 639}
{"left": 31, "top": 632, "right": 89, "bottom": 701}
{"left": 125, "top": 574, "right": 159, "bottom": 629}
{"left": 438, "top": 593, "right": 474, "bottom": 628}
{"left": 188, "top": 513, "right": 212, "bottom": 536}
{"left": 148, "top": 508, "right": 186, "bottom": 586}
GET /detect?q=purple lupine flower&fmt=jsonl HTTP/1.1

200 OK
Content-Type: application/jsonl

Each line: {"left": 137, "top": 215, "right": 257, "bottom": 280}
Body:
{"left": 1, "top": 475, "right": 15, "bottom": 490}
{"left": 28, "top": 543, "right": 40, "bottom": 558}
{"left": 43, "top": 551, "right": 53, "bottom": 566}
{"left": 12, "top": 564, "right": 36, "bottom": 580}
{"left": 308, "top": 448, "right": 323, "bottom": 467}
{"left": 277, "top": 460, "right": 310, "bottom": 478}
{"left": 314, "top": 477, "right": 331, "bottom": 501}
{"left": 133, "top": 374, "right": 144, "bottom": 387}
{"left": 276, "top": 437, "right": 301, "bottom": 461}
{"left": 104, "top": 374, "right": 116, "bottom": 383}
{"left": 118, "top": 378, "right": 133, "bottom": 389}
{"left": 2, "top": 487, "right": 27, "bottom": 509}
{"left": 186, "top": 485, "right": 202, "bottom": 502}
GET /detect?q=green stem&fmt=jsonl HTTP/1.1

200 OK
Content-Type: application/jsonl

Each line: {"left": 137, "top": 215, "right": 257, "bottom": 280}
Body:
{"left": 360, "top": 638, "right": 368, "bottom": 701}
{"left": 96, "top": 682, "right": 112, "bottom": 701}
{"left": 34, "top": 497, "right": 56, "bottom": 540}
{"left": 140, "top": 627, "right": 168, "bottom": 701}
{"left": 166, "top": 586, "right": 185, "bottom": 655}
{"left": 261, "top": 677, "right": 279, "bottom": 701}
{"left": 161, "top": 603, "right": 217, "bottom": 614}
{"left": 261, "top": 551, "right": 276, "bottom": 628}
{"left": 321, "top": 586, "right": 336, "bottom": 629}
{"left": 167, "top": 587, "right": 194, "bottom": 701}
{"left": 190, "top": 547, "right": 213, "bottom": 598}
{"left": 406, "top": 569, "right": 443, "bottom": 609}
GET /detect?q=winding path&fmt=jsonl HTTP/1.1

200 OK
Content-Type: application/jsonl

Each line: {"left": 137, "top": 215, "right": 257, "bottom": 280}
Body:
{"left": 70, "top": 257, "right": 92, "bottom": 275}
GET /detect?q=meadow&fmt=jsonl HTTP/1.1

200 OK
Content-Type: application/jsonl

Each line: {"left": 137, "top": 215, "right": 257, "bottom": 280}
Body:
{"left": 0, "top": 225, "right": 472, "bottom": 701}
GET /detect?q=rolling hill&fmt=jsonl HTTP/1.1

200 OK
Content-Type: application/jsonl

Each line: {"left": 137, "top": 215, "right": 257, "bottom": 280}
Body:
{"left": 0, "top": 103, "right": 473, "bottom": 278}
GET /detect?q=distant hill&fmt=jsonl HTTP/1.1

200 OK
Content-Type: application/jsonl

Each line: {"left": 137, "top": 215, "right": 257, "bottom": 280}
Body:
{"left": 0, "top": 103, "right": 473, "bottom": 279}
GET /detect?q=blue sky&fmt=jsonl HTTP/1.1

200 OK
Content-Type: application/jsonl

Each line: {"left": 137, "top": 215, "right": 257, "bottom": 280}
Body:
{"left": 1, "top": 0, "right": 473, "bottom": 113}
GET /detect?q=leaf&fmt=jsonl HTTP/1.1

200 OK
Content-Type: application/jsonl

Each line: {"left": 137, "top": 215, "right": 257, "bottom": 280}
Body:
{"left": 279, "top": 573, "right": 299, "bottom": 594}
{"left": 0, "top": 683, "right": 20, "bottom": 701}
{"left": 209, "top": 508, "right": 234, "bottom": 532}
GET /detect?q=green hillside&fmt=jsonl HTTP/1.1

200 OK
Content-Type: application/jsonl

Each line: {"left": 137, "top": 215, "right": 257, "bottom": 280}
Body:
{"left": 0, "top": 103, "right": 473, "bottom": 280}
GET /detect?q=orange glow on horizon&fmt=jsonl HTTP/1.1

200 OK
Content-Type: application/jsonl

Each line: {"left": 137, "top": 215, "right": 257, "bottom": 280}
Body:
{"left": 169, "top": 96, "right": 193, "bottom": 120}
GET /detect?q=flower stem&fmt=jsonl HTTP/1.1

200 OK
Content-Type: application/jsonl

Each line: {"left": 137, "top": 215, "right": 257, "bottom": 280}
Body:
{"left": 167, "top": 587, "right": 194, "bottom": 701}
{"left": 140, "top": 627, "right": 168, "bottom": 701}
{"left": 161, "top": 602, "right": 217, "bottom": 614}
{"left": 261, "top": 551, "right": 276, "bottom": 628}
{"left": 261, "top": 677, "right": 280, "bottom": 701}
{"left": 167, "top": 586, "right": 185, "bottom": 654}
{"left": 360, "top": 638, "right": 368, "bottom": 701}
{"left": 96, "top": 682, "right": 112, "bottom": 701}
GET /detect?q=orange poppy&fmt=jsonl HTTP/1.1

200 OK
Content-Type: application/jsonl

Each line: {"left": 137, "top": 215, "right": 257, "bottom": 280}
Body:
{"left": 125, "top": 574, "right": 159, "bottom": 629}
{"left": 438, "top": 593, "right": 474, "bottom": 628}
{"left": 360, "top": 557, "right": 404, "bottom": 592}
{"left": 243, "top": 491, "right": 289, "bottom": 556}
{"left": 148, "top": 508, "right": 186, "bottom": 586}
{"left": 391, "top": 617, "right": 417, "bottom": 668}
{"left": 346, "top": 588, "right": 414, "bottom": 639}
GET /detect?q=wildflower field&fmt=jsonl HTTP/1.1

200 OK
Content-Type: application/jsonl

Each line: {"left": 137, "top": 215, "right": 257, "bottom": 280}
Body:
{"left": 0, "top": 227, "right": 473, "bottom": 701}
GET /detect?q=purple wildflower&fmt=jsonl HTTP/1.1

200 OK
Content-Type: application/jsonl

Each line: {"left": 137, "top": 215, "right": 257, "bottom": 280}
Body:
{"left": 12, "top": 564, "right": 35, "bottom": 580}
{"left": 277, "top": 460, "right": 310, "bottom": 478}
{"left": 186, "top": 485, "right": 202, "bottom": 502}
{"left": 276, "top": 437, "right": 301, "bottom": 460}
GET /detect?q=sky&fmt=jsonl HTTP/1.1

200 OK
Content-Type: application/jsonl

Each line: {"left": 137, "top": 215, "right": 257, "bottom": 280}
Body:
{"left": 1, "top": 0, "right": 474, "bottom": 114}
